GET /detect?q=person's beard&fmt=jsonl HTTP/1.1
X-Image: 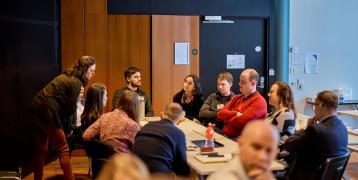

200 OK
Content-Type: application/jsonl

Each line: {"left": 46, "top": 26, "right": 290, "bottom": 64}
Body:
{"left": 130, "top": 81, "right": 141, "bottom": 88}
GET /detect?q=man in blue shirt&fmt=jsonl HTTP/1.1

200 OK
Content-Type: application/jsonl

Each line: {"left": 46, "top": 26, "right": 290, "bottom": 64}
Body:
{"left": 132, "top": 103, "right": 190, "bottom": 176}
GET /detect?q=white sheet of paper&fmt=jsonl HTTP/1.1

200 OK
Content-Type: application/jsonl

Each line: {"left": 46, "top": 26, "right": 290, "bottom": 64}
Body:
{"left": 227, "top": 54, "right": 245, "bottom": 69}
{"left": 174, "top": 43, "right": 189, "bottom": 64}
{"left": 305, "top": 53, "right": 318, "bottom": 74}
{"left": 291, "top": 53, "right": 305, "bottom": 65}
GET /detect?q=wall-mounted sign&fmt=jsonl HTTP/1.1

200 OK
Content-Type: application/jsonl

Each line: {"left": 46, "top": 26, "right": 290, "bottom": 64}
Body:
{"left": 305, "top": 53, "right": 318, "bottom": 74}
{"left": 227, "top": 54, "right": 245, "bottom": 69}
{"left": 174, "top": 42, "right": 189, "bottom": 64}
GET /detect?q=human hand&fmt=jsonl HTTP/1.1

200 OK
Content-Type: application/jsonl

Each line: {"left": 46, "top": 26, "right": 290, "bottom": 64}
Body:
{"left": 248, "top": 168, "right": 275, "bottom": 180}
{"left": 193, "top": 118, "right": 201, "bottom": 124}
{"left": 307, "top": 116, "right": 316, "bottom": 126}
{"left": 236, "top": 112, "right": 242, "bottom": 116}
{"left": 65, "top": 130, "right": 73, "bottom": 138}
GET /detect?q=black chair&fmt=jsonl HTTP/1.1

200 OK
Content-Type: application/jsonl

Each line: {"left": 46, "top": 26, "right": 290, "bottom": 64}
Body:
{"left": 84, "top": 140, "right": 115, "bottom": 179}
{"left": 320, "top": 151, "right": 351, "bottom": 180}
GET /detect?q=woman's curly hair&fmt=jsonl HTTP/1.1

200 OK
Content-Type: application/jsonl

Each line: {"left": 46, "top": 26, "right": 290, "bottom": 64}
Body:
{"left": 64, "top": 56, "right": 96, "bottom": 86}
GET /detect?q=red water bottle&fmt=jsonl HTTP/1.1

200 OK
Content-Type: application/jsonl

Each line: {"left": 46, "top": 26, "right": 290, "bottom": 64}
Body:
{"left": 205, "top": 123, "right": 215, "bottom": 147}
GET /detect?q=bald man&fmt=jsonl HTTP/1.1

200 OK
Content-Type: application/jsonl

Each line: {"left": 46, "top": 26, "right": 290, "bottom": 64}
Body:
{"left": 132, "top": 103, "right": 190, "bottom": 176}
{"left": 208, "top": 121, "right": 279, "bottom": 180}
{"left": 217, "top": 69, "right": 267, "bottom": 138}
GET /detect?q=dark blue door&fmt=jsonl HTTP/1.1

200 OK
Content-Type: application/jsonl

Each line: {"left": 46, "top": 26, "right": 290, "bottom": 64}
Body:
{"left": 200, "top": 17, "right": 268, "bottom": 98}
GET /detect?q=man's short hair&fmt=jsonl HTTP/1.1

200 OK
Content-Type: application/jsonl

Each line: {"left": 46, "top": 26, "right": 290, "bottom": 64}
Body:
{"left": 124, "top": 66, "right": 141, "bottom": 81}
{"left": 217, "top": 72, "right": 233, "bottom": 84}
{"left": 246, "top": 69, "right": 259, "bottom": 83}
{"left": 316, "top": 90, "right": 338, "bottom": 110}
{"left": 164, "top": 103, "right": 183, "bottom": 121}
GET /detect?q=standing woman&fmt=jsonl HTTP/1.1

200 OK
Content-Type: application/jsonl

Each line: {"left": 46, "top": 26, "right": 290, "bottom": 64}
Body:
{"left": 266, "top": 81, "right": 296, "bottom": 136}
{"left": 173, "top": 74, "right": 205, "bottom": 121}
{"left": 29, "top": 56, "right": 96, "bottom": 180}
{"left": 81, "top": 83, "right": 108, "bottom": 131}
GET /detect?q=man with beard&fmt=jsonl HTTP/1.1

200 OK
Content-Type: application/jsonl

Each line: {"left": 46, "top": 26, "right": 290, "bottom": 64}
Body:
{"left": 112, "top": 66, "right": 154, "bottom": 116}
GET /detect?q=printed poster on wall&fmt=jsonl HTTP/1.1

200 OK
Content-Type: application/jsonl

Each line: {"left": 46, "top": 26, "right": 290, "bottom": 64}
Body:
{"left": 304, "top": 53, "right": 318, "bottom": 74}
{"left": 227, "top": 54, "right": 245, "bottom": 69}
{"left": 174, "top": 42, "right": 189, "bottom": 64}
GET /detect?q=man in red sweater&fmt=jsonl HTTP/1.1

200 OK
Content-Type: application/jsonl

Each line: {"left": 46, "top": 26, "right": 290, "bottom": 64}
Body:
{"left": 217, "top": 69, "right": 267, "bottom": 138}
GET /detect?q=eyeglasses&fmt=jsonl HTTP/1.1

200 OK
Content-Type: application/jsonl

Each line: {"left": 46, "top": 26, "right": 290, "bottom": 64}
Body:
{"left": 312, "top": 103, "right": 325, "bottom": 110}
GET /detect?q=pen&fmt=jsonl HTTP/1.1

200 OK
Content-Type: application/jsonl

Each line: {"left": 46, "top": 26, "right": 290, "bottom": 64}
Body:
{"left": 208, "top": 154, "right": 225, "bottom": 157}
{"left": 192, "top": 130, "right": 205, "bottom": 137}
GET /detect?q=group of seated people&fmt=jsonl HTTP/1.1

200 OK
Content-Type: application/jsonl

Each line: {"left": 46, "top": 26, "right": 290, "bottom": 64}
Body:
{"left": 172, "top": 68, "right": 295, "bottom": 140}
{"left": 70, "top": 66, "right": 348, "bottom": 180}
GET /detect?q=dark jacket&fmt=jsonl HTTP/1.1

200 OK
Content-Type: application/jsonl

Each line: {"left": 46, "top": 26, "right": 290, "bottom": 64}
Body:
{"left": 199, "top": 92, "right": 235, "bottom": 120}
{"left": 132, "top": 119, "right": 190, "bottom": 176}
{"left": 173, "top": 89, "right": 205, "bottom": 120}
{"left": 284, "top": 115, "right": 348, "bottom": 180}
{"left": 112, "top": 86, "right": 154, "bottom": 117}
{"left": 30, "top": 74, "right": 82, "bottom": 131}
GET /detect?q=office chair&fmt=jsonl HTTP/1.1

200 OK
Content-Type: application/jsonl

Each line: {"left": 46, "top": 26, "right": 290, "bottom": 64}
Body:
{"left": 320, "top": 151, "right": 351, "bottom": 180}
{"left": 84, "top": 140, "right": 115, "bottom": 179}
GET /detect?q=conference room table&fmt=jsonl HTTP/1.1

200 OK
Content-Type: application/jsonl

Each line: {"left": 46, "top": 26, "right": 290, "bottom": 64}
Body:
{"left": 338, "top": 110, "right": 358, "bottom": 118}
{"left": 337, "top": 110, "right": 358, "bottom": 151}
{"left": 141, "top": 117, "right": 286, "bottom": 179}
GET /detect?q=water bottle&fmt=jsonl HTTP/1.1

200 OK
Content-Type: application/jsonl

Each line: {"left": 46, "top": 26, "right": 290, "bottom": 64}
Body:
{"left": 205, "top": 123, "right": 215, "bottom": 147}
{"left": 138, "top": 96, "right": 145, "bottom": 121}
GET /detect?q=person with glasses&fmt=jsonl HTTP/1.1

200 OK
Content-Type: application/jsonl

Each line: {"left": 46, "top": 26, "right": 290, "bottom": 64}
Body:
{"left": 217, "top": 69, "right": 267, "bottom": 139}
{"left": 29, "top": 56, "right": 96, "bottom": 180}
{"left": 266, "top": 82, "right": 296, "bottom": 137}
{"left": 282, "top": 90, "right": 348, "bottom": 179}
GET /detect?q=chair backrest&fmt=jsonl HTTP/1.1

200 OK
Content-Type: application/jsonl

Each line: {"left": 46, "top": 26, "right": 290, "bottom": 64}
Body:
{"left": 84, "top": 140, "right": 115, "bottom": 158}
{"left": 84, "top": 140, "right": 115, "bottom": 179}
{"left": 320, "top": 151, "right": 351, "bottom": 180}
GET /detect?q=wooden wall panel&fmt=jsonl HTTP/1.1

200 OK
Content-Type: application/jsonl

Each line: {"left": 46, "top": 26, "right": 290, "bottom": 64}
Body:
{"left": 62, "top": 9, "right": 197, "bottom": 115}
{"left": 108, "top": 15, "right": 151, "bottom": 110}
{"left": 152, "top": 15, "right": 200, "bottom": 115}
{"left": 84, "top": 0, "right": 108, "bottom": 110}
{"left": 61, "top": 0, "right": 110, "bottom": 111}
{"left": 61, "top": 0, "right": 84, "bottom": 70}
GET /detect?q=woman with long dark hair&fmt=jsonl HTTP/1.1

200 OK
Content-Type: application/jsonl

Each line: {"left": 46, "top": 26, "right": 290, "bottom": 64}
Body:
{"left": 266, "top": 81, "right": 297, "bottom": 136}
{"left": 29, "top": 56, "right": 96, "bottom": 180}
{"left": 173, "top": 74, "right": 205, "bottom": 121}
{"left": 83, "top": 90, "right": 140, "bottom": 153}
{"left": 81, "top": 83, "right": 108, "bottom": 131}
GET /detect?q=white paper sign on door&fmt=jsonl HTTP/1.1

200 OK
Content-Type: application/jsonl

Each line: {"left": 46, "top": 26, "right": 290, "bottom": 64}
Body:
{"left": 227, "top": 54, "right": 245, "bottom": 69}
{"left": 174, "top": 43, "right": 189, "bottom": 65}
